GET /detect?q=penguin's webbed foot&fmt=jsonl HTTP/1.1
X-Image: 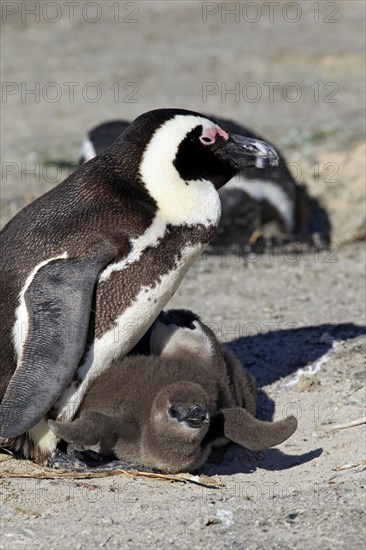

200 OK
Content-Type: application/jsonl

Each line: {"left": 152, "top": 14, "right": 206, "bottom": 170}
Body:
{"left": 69, "top": 446, "right": 106, "bottom": 463}
{"left": 46, "top": 447, "right": 148, "bottom": 472}
{"left": 46, "top": 449, "right": 91, "bottom": 471}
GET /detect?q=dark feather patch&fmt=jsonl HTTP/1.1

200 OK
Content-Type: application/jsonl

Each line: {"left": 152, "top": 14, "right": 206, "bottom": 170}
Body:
{"left": 0, "top": 254, "right": 112, "bottom": 438}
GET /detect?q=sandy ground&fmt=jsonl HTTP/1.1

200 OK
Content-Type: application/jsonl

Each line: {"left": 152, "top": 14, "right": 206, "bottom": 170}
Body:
{"left": 1, "top": 2, "right": 365, "bottom": 549}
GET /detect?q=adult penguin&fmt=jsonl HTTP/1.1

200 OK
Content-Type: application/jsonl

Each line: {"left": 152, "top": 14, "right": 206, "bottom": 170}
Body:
{"left": 0, "top": 108, "right": 278, "bottom": 462}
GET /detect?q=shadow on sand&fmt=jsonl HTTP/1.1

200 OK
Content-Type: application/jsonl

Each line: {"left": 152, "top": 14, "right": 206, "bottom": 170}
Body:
{"left": 228, "top": 322, "right": 366, "bottom": 418}
{"left": 203, "top": 446, "right": 323, "bottom": 476}
{"left": 202, "top": 322, "right": 365, "bottom": 475}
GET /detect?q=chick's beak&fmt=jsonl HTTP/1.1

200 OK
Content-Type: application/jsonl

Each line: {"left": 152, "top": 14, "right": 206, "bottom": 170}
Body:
{"left": 169, "top": 404, "right": 210, "bottom": 428}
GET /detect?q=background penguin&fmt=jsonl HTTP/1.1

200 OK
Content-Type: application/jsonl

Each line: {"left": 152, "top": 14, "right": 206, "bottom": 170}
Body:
{"left": 78, "top": 120, "right": 130, "bottom": 165}
{"left": 48, "top": 309, "right": 297, "bottom": 474}
{"left": 78, "top": 118, "right": 331, "bottom": 248}
{"left": 0, "top": 108, "right": 279, "bottom": 463}
{"left": 210, "top": 115, "right": 331, "bottom": 248}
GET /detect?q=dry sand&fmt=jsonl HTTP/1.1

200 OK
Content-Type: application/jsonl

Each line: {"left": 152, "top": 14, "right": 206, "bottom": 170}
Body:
{"left": 1, "top": 2, "right": 365, "bottom": 549}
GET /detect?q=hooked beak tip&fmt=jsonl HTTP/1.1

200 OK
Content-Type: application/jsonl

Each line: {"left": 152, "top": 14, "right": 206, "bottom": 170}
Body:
{"left": 225, "top": 134, "right": 280, "bottom": 170}
{"left": 255, "top": 152, "right": 279, "bottom": 169}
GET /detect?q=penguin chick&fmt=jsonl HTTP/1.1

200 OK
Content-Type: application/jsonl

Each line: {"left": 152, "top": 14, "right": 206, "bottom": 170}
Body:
{"left": 49, "top": 310, "right": 297, "bottom": 473}
{"left": 0, "top": 109, "right": 279, "bottom": 463}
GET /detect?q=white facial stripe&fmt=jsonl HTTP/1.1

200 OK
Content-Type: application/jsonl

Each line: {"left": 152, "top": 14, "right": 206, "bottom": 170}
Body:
{"left": 79, "top": 137, "right": 97, "bottom": 163}
{"left": 153, "top": 319, "right": 213, "bottom": 359}
{"left": 12, "top": 253, "right": 69, "bottom": 363}
{"left": 139, "top": 115, "right": 222, "bottom": 226}
{"left": 182, "top": 320, "right": 214, "bottom": 358}
{"left": 223, "top": 175, "right": 294, "bottom": 231}
{"left": 56, "top": 243, "right": 204, "bottom": 422}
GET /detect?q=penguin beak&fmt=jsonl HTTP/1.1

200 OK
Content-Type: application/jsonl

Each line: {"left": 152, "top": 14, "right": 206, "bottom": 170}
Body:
{"left": 158, "top": 310, "right": 177, "bottom": 326}
{"left": 158, "top": 310, "right": 196, "bottom": 329}
{"left": 169, "top": 404, "right": 210, "bottom": 428}
{"left": 215, "top": 134, "right": 279, "bottom": 170}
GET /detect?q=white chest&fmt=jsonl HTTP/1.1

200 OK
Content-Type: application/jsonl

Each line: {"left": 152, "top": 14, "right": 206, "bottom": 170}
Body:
{"left": 56, "top": 241, "right": 204, "bottom": 421}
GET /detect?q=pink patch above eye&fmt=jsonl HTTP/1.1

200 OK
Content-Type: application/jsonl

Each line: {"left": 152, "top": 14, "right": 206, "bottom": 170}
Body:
{"left": 199, "top": 126, "right": 229, "bottom": 145}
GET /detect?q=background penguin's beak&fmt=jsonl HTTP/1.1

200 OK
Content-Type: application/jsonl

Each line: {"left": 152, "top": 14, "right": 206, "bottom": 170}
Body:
{"left": 215, "top": 134, "right": 279, "bottom": 170}
{"left": 158, "top": 310, "right": 177, "bottom": 326}
{"left": 157, "top": 310, "right": 196, "bottom": 329}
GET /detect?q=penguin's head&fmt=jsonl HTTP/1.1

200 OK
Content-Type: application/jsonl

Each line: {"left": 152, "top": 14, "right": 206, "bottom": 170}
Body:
{"left": 140, "top": 381, "right": 212, "bottom": 472}
{"left": 105, "top": 109, "right": 279, "bottom": 225}
{"left": 134, "top": 108, "right": 278, "bottom": 184}
{"left": 152, "top": 382, "right": 210, "bottom": 438}
{"left": 80, "top": 110, "right": 279, "bottom": 180}
{"left": 78, "top": 120, "right": 130, "bottom": 165}
{"left": 150, "top": 309, "right": 218, "bottom": 359}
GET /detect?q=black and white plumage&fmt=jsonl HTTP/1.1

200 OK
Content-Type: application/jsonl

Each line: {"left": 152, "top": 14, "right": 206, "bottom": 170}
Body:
{"left": 78, "top": 117, "right": 331, "bottom": 247}
{"left": 0, "top": 108, "right": 279, "bottom": 463}
{"left": 209, "top": 116, "right": 306, "bottom": 245}
{"left": 49, "top": 310, "right": 297, "bottom": 473}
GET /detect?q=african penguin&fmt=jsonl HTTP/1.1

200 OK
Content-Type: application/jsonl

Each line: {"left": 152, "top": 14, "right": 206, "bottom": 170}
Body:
{"left": 0, "top": 108, "right": 279, "bottom": 463}
{"left": 49, "top": 309, "right": 297, "bottom": 473}
{"left": 77, "top": 117, "right": 330, "bottom": 246}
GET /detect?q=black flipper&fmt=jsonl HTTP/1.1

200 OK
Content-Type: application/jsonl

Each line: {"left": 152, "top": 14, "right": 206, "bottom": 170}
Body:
{"left": 0, "top": 256, "right": 108, "bottom": 438}
{"left": 222, "top": 347, "right": 257, "bottom": 415}
{"left": 223, "top": 408, "right": 297, "bottom": 451}
{"left": 49, "top": 411, "right": 138, "bottom": 452}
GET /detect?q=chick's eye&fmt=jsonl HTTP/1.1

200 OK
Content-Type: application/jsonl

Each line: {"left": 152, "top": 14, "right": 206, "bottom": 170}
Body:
{"left": 169, "top": 405, "right": 179, "bottom": 418}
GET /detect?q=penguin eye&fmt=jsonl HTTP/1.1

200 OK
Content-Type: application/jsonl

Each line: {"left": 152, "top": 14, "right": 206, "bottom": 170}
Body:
{"left": 199, "top": 126, "right": 229, "bottom": 147}
{"left": 199, "top": 135, "right": 215, "bottom": 146}
{"left": 168, "top": 405, "right": 179, "bottom": 418}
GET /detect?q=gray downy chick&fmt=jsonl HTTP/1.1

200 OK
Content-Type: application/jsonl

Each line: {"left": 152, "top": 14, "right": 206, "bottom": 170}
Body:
{"left": 49, "top": 310, "right": 297, "bottom": 473}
